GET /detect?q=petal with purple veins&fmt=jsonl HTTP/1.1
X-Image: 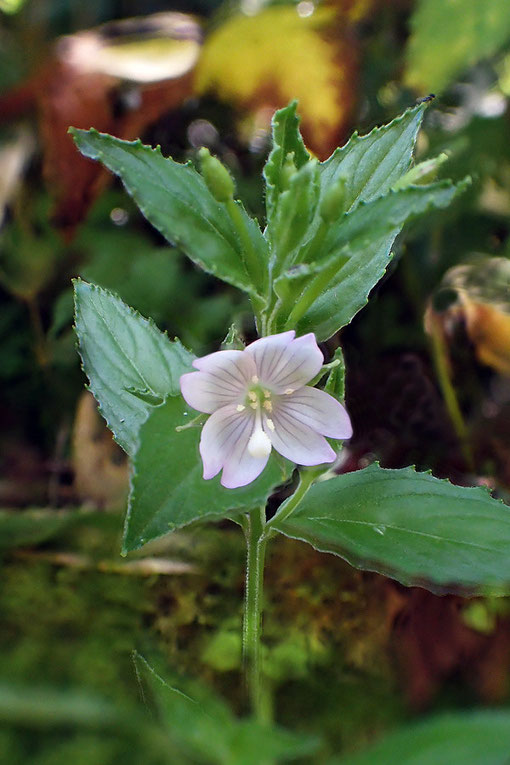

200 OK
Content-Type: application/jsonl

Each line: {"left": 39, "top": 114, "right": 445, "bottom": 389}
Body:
{"left": 275, "top": 386, "right": 353, "bottom": 439}
{"left": 221, "top": 426, "right": 271, "bottom": 489}
{"left": 199, "top": 404, "right": 269, "bottom": 488}
{"left": 265, "top": 407, "right": 336, "bottom": 465}
{"left": 244, "top": 331, "right": 295, "bottom": 382}
{"left": 180, "top": 370, "right": 244, "bottom": 414}
{"left": 192, "top": 348, "right": 256, "bottom": 379}
{"left": 250, "top": 333, "right": 324, "bottom": 393}
{"left": 180, "top": 349, "right": 255, "bottom": 414}
{"left": 199, "top": 404, "right": 252, "bottom": 479}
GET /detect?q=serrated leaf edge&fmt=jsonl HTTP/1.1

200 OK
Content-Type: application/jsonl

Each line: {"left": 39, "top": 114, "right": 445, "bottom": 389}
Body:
{"left": 73, "top": 278, "right": 192, "bottom": 457}
{"left": 69, "top": 128, "right": 265, "bottom": 298}
{"left": 274, "top": 463, "right": 510, "bottom": 596}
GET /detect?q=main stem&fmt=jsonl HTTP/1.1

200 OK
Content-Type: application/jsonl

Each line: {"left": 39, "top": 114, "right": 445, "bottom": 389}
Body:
{"left": 243, "top": 505, "right": 267, "bottom": 720}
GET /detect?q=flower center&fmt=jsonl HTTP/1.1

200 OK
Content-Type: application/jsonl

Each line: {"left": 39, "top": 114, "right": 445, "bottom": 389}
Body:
{"left": 244, "top": 381, "right": 273, "bottom": 412}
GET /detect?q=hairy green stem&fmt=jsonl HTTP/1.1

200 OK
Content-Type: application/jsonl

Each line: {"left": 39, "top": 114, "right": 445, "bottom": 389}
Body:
{"left": 243, "top": 506, "right": 267, "bottom": 719}
{"left": 242, "top": 470, "right": 321, "bottom": 726}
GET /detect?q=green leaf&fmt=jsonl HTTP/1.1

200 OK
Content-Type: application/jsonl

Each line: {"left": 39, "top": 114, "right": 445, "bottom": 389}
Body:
{"left": 0, "top": 509, "right": 74, "bottom": 550}
{"left": 319, "top": 103, "right": 427, "bottom": 213}
{"left": 221, "top": 323, "right": 245, "bottom": 350}
{"left": 406, "top": 0, "right": 510, "bottom": 93}
{"left": 273, "top": 464, "right": 510, "bottom": 594}
{"left": 319, "top": 180, "right": 467, "bottom": 262}
{"left": 70, "top": 128, "right": 268, "bottom": 296}
{"left": 324, "top": 347, "right": 346, "bottom": 403}
{"left": 282, "top": 180, "right": 467, "bottom": 340}
{"left": 124, "top": 397, "right": 289, "bottom": 552}
{"left": 332, "top": 710, "right": 510, "bottom": 765}
{"left": 0, "top": 684, "right": 121, "bottom": 729}
{"left": 134, "top": 653, "right": 319, "bottom": 765}
{"left": 392, "top": 152, "right": 449, "bottom": 190}
{"left": 269, "top": 104, "right": 460, "bottom": 338}
{"left": 74, "top": 280, "right": 194, "bottom": 457}
{"left": 263, "top": 101, "right": 310, "bottom": 227}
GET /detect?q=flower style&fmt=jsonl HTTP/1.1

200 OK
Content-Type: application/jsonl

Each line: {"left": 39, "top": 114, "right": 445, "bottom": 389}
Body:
{"left": 179, "top": 331, "right": 353, "bottom": 489}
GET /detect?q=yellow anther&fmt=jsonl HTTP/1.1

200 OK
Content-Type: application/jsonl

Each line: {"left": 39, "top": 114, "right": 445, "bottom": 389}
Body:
{"left": 284, "top": 388, "right": 294, "bottom": 395}
{"left": 251, "top": 375, "right": 259, "bottom": 384}
{"left": 236, "top": 404, "right": 246, "bottom": 412}
{"left": 266, "top": 418, "right": 275, "bottom": 431}
{"left": 250, "top": 402, "right": 258, "bottom": 410}
{"left": 248, "top": 391, "right": 257, "bottom": 402}
{"left": 263, "top": 390, "right": 271, "bottom": 398}
{"left": 263, "top": 400, "right": 273, "bottom": 412}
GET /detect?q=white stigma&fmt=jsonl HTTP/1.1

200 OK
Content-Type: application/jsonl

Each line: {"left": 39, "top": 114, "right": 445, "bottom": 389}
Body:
{"left": 247, "top": 426, "right": 272, "bottom": 458}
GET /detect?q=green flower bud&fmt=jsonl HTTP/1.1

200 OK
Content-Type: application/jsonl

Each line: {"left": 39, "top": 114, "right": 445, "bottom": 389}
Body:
{"left": 320, "top": 177, "right": 346, "bottom": 223}
{"left": 198, "top": 147, "right": 235, "bottom": 203}
{"left": 281, "top": 152, "right": 297, "bottom": 191}
{"left": 392, "top": 152, "right": 449, "bottom": 191}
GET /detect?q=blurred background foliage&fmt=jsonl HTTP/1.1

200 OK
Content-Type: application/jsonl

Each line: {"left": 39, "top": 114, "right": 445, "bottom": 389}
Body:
{"left": 3, "top": 0, "right": 510, "bottom": 762}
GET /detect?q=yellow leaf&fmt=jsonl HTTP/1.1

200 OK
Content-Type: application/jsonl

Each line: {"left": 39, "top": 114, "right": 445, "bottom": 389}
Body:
{"left": 195, "top": 5, "right": 357, "bottom": 158}
{"left": 440, "top": 257, "right": 510, "bottom": 376}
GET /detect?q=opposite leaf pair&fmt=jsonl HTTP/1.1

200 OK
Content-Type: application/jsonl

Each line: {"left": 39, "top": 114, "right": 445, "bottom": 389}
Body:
{"left": 75, "top": 280, "right": 510, "bottom": 597}
{"left": 70, "top": 100, "right": 467, "bottom": 341}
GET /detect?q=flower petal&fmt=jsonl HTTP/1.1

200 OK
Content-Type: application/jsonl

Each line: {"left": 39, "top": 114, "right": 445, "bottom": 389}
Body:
{"left": 221, "top": 432, "right": 271, "bottom": 490}
{"left": 246, "top": 332, "right": 323, "bottom": 393}
{"left": 180, "top": 371, "right": 238, "bottom": 414}
{"left": 193, "top": 348, "right": 256, "bottom": 380}
{"left": 180, "top": 350, "right": 255, "bottom": 414}
{"left": 264, "top": 407, "right": 336, "bottom": 466}
{"left": 244, "top": 330, "right": 295, "bottom": 381}
{"left": 275, "top": 387, "right": 353, "bottom": 439}
{"left": 199, "top": 404, "right": 269, "bottom": 488}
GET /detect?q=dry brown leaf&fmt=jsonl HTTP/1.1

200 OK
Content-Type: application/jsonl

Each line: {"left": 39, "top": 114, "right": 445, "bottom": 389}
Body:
{"left": 0, "top": 13, "right": 201, "bottom": 237}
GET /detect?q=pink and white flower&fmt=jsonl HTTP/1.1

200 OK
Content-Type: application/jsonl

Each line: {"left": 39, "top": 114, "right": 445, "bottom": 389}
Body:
{"left": 179, "top": 331, "right": 352, "bottom": 489}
